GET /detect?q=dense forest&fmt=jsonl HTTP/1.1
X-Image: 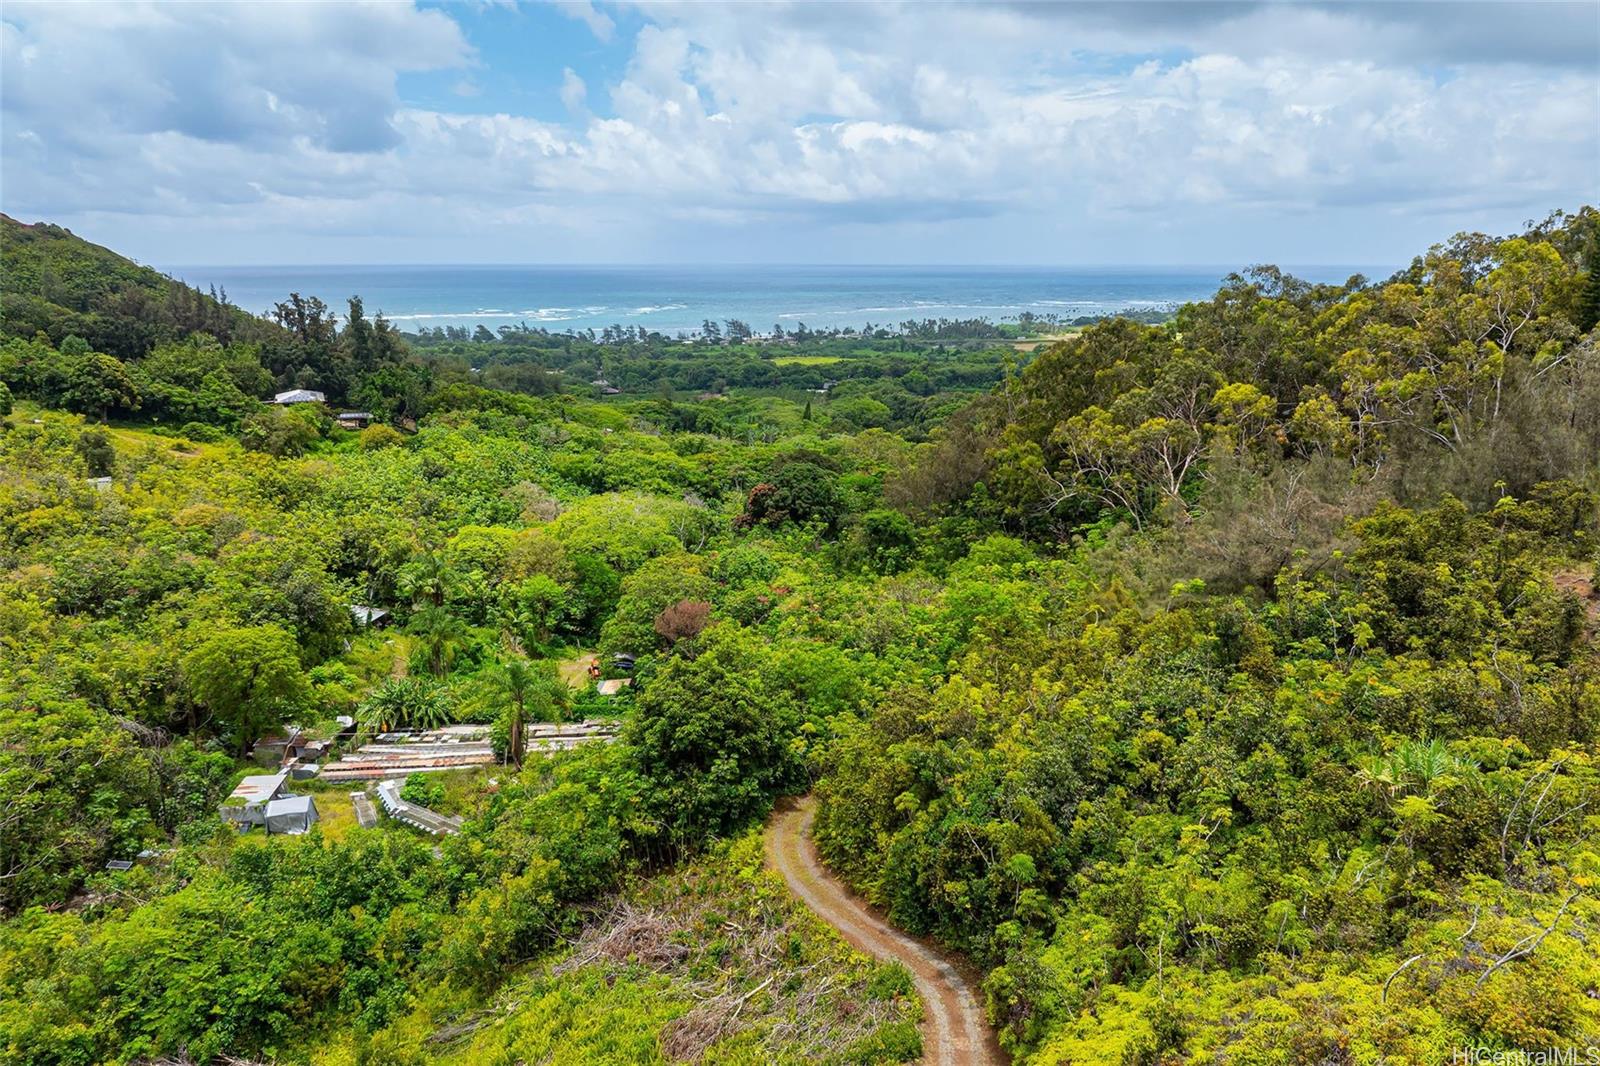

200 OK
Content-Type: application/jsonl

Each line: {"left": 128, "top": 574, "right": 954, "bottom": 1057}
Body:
{"left": 2, "top": 207, "right": 1599, "bottom": 1065}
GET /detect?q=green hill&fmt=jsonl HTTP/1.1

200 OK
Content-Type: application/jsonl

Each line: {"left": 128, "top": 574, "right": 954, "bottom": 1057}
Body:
{"left": 0, "top": 213, "right": 273, "bottom": 358}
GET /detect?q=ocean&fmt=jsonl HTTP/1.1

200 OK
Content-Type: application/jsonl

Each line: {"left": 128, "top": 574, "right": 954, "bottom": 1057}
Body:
{"left": 160, "top": 263, "right": 1389, "bottom": 336}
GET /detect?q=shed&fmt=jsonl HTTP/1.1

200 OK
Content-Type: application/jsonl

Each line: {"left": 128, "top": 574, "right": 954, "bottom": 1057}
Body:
{"left": 251, "top": 727, "right": 305, "bottom": 767}
{"left": 273, "top": 389, "right": 326, "bottom": 405}
{"left": 264, "top": 795, "right": 320, "bottom": 835}
{"left": 220, "top": 771, "right": 290, "bottom": 827}
{"left": 349, "top": 604, "right": 391, "bottom": 628}
{"left": 336, "top": 411, "right": 373, "bottom": 429}
{"left": 596, "top": 678, "right": 633, "bottom": 696}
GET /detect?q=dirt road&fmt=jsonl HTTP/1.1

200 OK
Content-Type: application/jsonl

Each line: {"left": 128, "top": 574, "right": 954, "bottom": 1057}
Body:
{"left": 765, "top": 796, "right": 1006, "bottom": 1066}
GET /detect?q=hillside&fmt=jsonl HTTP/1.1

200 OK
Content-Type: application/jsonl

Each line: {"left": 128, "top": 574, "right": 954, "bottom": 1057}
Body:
{"left": 2, "top": 209, "right": 1600, "bottom": 1065}
{"left": 0, "top": 213, "right": 274, "bottom": 358}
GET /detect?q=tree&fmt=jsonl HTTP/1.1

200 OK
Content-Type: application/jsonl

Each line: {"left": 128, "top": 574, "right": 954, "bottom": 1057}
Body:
{"left": 736, "top": 461, "right": 844, "bottom": 531}
{"left": 182, "top": 625, "right": 308, "bottom": 751}
{"left": 481, "top": 658, "right": 568, "bottom": 767}
{"left": 358, "top": 676, "right": 453, "bottom": 732}
{"left": 406, "top": 605, "right": 471, "bottom": 677}
{"left": 63, "top": 352, "right": 139, "bottom": 420}
{"left": 75, "top": 426, "right": 116, "bottom": 476}
{"left": 653, "top": 599, "right": 712, "bottom": 646}
{"left": 860, "top": 508, "right": 917, "bottom": 574}
{"left": 240, "top": 405, "right": 320, "bottom": 456}
{"left": 626, "top": 624, "right": 802, "bottom": 845}
{"left": 359, "top": 423, "right": 405, "bottom": 450}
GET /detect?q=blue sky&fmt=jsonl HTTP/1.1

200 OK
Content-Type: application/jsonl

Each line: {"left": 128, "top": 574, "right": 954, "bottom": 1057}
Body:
{"left": 1, "top": 1, "right": 1596, "bottom": 266}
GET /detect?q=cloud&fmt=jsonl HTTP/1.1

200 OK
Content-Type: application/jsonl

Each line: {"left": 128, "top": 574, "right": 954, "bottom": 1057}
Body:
{"left": 549, "top": 0, "right": 615, "bottom": 42}
{"left": 560, "top": 68, "right": 588, "bottom": 114}
{"left": 1, "top": 0, "right": 1594, "bottom": 264}
{"left": 1, "top": 1, "right": 471, "bottom": 153}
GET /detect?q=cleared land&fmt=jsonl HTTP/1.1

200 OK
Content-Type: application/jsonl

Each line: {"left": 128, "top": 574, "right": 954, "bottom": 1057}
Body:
{"left": 771, "top": 355, "right": 844, "bottom": 366}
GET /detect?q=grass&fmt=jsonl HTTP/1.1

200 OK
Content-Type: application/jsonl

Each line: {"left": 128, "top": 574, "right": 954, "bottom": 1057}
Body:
{"left": 771, "top": 355, "right": 844, "bottom": 367}
{"left": 361, "top": 832, "right": 923, "bottom": 1066}
{"left": 307, "top": 789, "right": 359, "bottom": 841}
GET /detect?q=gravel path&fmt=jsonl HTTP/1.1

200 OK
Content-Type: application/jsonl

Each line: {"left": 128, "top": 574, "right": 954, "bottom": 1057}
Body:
{"left": 765, "top": 795, "right": 1006, "bottom": 1066}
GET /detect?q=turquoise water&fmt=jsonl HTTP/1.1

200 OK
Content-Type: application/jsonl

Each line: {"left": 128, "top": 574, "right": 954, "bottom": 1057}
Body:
{"left": 162, "top": 263, "right": 1388, "bottom": 335}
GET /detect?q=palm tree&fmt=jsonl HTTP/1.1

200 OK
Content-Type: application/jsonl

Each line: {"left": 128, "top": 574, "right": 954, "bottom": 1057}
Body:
{"left": 481, "top": 658, "right": 569, "bottom": 769}
{"left": 407, "top": 605, "right": 470, "bottom": 677}
{"left": 492, "top": 659, "right": 535, "bottom": 769}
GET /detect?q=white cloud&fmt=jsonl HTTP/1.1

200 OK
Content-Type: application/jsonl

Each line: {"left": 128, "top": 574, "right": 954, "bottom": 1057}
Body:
{"left": 549, "top": 0, "right": 615, "bottom": 42}
{"left": 1, "top": 0, "right": 1594, "bottom": 264}
{"left": 560, "top": 68, "right": 588, "bottom": 114}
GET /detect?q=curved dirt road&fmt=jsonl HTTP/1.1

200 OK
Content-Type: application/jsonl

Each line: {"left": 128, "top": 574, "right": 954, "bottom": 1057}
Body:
{"left": 765, "top": 796, "right": 1005, "bottom": 1066}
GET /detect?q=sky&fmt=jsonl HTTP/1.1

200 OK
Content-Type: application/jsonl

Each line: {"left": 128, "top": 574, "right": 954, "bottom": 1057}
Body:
{"left": 1, "top": 0, "right": 1596, "bottom": 266}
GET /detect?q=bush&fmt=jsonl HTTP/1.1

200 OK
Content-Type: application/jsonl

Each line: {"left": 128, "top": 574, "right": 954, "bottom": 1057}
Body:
{"left": 399, "top": 773, "right": 445, "bottom": 810}
{"left": 360, "top": 423, "right": 406, "bottom": 450}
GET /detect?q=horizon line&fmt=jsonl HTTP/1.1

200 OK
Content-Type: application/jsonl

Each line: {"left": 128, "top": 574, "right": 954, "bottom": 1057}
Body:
{"left": 159, "top": 260, "right": 1395, "bottom": 272}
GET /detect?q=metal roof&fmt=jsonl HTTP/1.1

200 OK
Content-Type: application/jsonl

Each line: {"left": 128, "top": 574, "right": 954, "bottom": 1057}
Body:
{"left": 273, "top": 389, "right": 326, "bottom": 404}
{"left": 228, "top": 772, "right": 289, "bottom": 804}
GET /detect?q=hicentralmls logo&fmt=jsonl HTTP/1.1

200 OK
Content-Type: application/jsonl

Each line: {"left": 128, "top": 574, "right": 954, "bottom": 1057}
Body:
{"left": 1452, "top": 1049, "right": 1600, "bottom": 1066}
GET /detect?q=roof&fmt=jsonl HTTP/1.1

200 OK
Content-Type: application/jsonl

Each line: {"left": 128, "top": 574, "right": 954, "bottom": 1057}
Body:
{"left": 228, "top": 772, "right": 289, "bottom": 804}
{"left": 596, "top": 678, "right": 634, "bottom": 695}
{"left": 273, "top": 389, "right": 326, "bottom": 404}
{"left": 337, "top": 411, "right": 373, "bottom": 420}
{"left": 349, "top": 604, "right": 390, "bottom": 625}
{"left": 265, "top": 795, "right": 316, "bottom": 816}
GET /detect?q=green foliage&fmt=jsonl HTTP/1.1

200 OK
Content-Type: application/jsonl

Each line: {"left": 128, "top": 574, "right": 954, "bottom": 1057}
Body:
{"left": 400, "top": 772, "right": 446, "bottom": 809}
{"left": 5, "top": 208, "right": 1600, "bottom": 1066}
{"left": 360, "top": 677, "right": 454, "bottom": 732}
{"left": 627, "top": 623, "right": 805, "bottom": 846}
{"left": 182, "top": 624, "right": 309, "bottom": 751}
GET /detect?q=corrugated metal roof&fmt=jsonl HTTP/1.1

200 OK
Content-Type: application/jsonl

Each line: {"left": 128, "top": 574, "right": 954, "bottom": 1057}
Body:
{"left": 228, "top": 772, "right": 288, "bottom": 804}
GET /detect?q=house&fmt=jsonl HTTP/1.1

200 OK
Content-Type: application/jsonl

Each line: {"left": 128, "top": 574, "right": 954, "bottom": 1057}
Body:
{"left": 219, "top": 771, "right": 290, "bottom": 828}
{"left": 336, "top": 411, "right": 374, "bottom": 429}
{"left": 349, "top": 604, "right": 391, "bottom": 628}
{"left": 273, "top": 389, "right": 326, "bottom": 405}
{"left": 251, "top": 727, "right": 305, "bottom": 767}
{"left": 263, "top": 794, "right": 320, "bottom": 835}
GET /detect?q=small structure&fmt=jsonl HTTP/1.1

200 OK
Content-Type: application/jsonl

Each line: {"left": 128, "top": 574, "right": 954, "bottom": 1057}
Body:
{"left": 349, "top": 604, "right": 391, "bottom": 628}
{"left": 219, "top": 771, "right": 290, "bottom": 828}
{"left": 251, "top": 727, "right": 306, "bottom": 767}
{"left": 351, "top": 791, "right": 379, "bottom": 829}
{"left": 612, "top": 652, "right": 637, "bottom": 673}
{"left": 601, "top": 386, "right": 622, "bottom": 395}
{"left": 86, "top": 476, "right": 114, "bottom": 491}
{"left": 336, "top": 411, "right": 374, "bottom": 430}
{"left": 274, "top": 389, "right": 326, "bottom": 405}
{"left": 263, "top": 794, "right": 320, "bottom": 835}
{"left": 377, "top": 779, "right": 464, "bottom": 836}
{"left": 596, "top": 677, "right": 633, "bottom": 696}
{"left": 105, "top": 859, "right": 134, "bottom": 871}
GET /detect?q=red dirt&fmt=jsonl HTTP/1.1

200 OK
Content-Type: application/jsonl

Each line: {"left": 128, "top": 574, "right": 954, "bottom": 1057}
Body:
{"left": 765, "top": 795, "right": 1007, "bottom": 1066}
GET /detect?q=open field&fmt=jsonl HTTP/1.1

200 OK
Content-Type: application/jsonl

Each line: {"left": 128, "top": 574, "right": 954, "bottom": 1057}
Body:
{"left": 770, "top": 355, "right": 844, "bottom": 366}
